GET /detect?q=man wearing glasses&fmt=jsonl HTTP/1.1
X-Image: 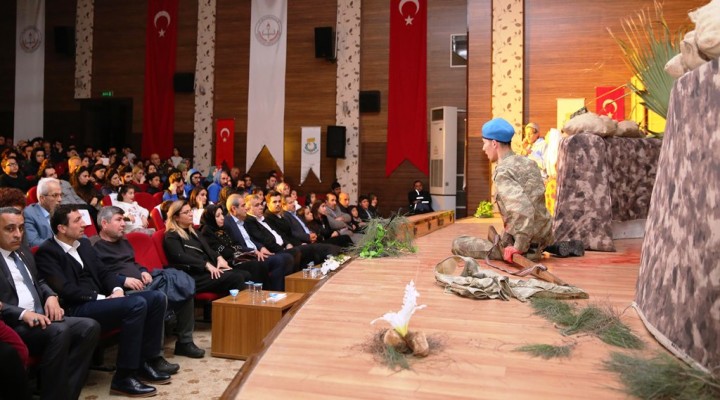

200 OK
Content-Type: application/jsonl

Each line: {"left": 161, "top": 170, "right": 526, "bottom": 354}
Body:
{"left": 24, "top": 178, "right": 63, "bottom": 247}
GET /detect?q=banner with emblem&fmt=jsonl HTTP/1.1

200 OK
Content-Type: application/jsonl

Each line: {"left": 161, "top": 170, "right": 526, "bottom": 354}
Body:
{"left": 246, "top": 0, "right": 287, "bottom": 173}
{"left": 142, "top": 0, "right": 179, "bottom": 159}
{"left": 300, "top": 126, "right": 321, "bottom": 185}
{"left": 595, "top": 86, "right": 625, "bottom": 122}
{"left": 216, "top": 118, "right": 235, "bottom": 169}
{"left": 14, "top": 0, "right": 45, "bottom": 142}
{"left": 386, "top": 0, "right": 427, "bottom": 177}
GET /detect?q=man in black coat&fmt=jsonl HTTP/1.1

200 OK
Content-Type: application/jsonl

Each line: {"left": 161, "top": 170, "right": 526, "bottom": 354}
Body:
{"left": 224, "top": 194, "right": 295, "bottom": 289}
{"left": 408, "top": 180, "right": 433, "bottom": 214}
{"left": 0, "top": 207, "right": 99, "bottom": 400}
{"left": 35, "top": 205, "right": 174, "bottom": 398}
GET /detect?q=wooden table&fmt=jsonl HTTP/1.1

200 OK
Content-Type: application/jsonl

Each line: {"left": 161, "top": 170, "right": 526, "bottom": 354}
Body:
{"left": 284, "top": 270, "right": 325, "bottom": 294}
{"left": 211, "top": 291, "right": 303, "bottom": 360}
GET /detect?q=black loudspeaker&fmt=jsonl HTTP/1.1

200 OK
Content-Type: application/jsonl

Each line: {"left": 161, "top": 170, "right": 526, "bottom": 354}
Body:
{"left": 54, "top": 26, "right": 75, "bottom": 56}
{"left": 359, "top": 90, "right": 381, "bottom": 113}
{"left": 314, "top": 27, "right": 334, "bottom": 59}
{"left": 173, "top": 73, "right": 195, "bottom": 93}
{"left": 327, "top": 125, "right": 346, "bottom": 159}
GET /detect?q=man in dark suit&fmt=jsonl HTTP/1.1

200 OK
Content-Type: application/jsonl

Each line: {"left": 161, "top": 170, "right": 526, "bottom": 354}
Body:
{"left": 264, "top": 191, "right": 341, "bottom": 265}
{"left": 408, "top": 180, "right": 433, "bottom": 214}
{"left": 0, "top": 207, "right": 100, "bottom": 400}
{"left": 35, "top": 205, "right": 173, "bottom": 398}
{"left": 242, "top": 192, "right": 303, "bottom": 271}
{"left": 224, "top": 194, "right": 294, "bottom": 290}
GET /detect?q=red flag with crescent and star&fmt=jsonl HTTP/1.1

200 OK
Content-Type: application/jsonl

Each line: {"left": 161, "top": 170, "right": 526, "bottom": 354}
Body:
{"left": 142, "top": 0, "right": 179, "bottom": 159}
{"left": 386, "top": 0, "right": 427, "bottom": 177}
{"left": 595, "top": 86, "right": 625, "bottom": 122}
{"left": 215, "top": 118, "right": 235, "bottom": 168}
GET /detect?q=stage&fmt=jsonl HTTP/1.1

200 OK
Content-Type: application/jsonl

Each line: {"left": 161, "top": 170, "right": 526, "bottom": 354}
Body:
{"left": 223, "top": 216, "right": 658, "bottom": 399}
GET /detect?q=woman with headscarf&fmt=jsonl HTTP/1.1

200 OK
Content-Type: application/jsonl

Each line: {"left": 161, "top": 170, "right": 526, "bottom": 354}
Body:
{"left": 199, "top": 204, "right": 278, "bottom": 290}
{"left": 163, "top": 200, "right": 249, "bottom": 294}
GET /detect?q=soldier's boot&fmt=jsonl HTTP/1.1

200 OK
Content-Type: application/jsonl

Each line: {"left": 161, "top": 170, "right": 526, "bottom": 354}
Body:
{"left": 486, "top": 226, "right": 503, "bottom": 260}
{"left": 569, "top": 240, "right": 585, "bottom": 257}
{"left": 451, "top": 236, "right": 497, "bottom": 260}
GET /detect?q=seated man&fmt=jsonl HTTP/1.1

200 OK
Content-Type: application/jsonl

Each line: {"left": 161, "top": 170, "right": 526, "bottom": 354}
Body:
{"left": 224, "top": 194, "right": 295, "bottom": 290}
{"left": 408, "top": 180, "right": 433, "bottom": 214}
{"left": 92, "top": 206, "right": 204, "bottom": 359}
{"left": 263, "top": 191, "right": 342, "bottom": 265}
{"left": 24, "top": 177, "right": 63, "bottom": 247}
{"left": 243, "top": 193, "right": 303, "bottom": 271}
{"left": 0, "top": 207, "right": 100, "bottom": 400}
{"left": 35, "top": 205, "right": 174, "bottom": 397}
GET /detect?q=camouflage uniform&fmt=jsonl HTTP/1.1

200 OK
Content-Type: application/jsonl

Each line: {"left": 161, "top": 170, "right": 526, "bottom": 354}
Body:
{"left": 453, "top": 152, "right": 553, "bottom": 261}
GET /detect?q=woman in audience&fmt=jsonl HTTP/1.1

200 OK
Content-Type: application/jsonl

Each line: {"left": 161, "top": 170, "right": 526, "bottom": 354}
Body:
{"left": 199, "top": 204, "right": 275, "bottom": 289}
{"left": 163, "top": 200, "right": 250, "bottom": 294}
{"left": 304, "top": 192, "right": 316, "bottom": 209}
{"left": 101, "top": 168, "right": 122, "bottom": 197}
{"left": 347, "top": 205, "right": 366, "bottom": 233}
{"left": 290, "top": 189, "right": 303, "bottom": 210}
{"left": 188, "top": 186, "right": 209, "bottom": 227}
{"left": 368, "top": 193, "right": 380, "bottom": 217}
{"left": 22, "top": 147, "right": 45, "bottom": 177}
{"left": 91, "top": 164, "right": 107, "bottom": 186}
{"left": 70, "top": 166, "right": 103, "bottom": 210}
{"left": 218, "top": 186, "right": 235, "bottom": 211}
{"left": 114, "top": 184, "right": 154, "bottom": 235}
{"left": 305, "top": 201, "right": 354, "bottom": 247}
{"left": 170, "top": 147, "right": 183, "bottom": 167}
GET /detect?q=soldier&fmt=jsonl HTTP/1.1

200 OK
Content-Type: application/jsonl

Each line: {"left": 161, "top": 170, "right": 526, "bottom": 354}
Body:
{"left": 453, "top": 118, "right": 556, "bottom": 262}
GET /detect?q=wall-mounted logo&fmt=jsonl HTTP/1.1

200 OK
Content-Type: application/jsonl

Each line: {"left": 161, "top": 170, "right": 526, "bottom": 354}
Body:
{"left": 255, "top": 15, "right": 282, "bottom": 46}
{"left": 303, "top": 137, "right": 318, "bottom": 154}
{"left": 20, "top": 26, "right": 42, "bottom": 53}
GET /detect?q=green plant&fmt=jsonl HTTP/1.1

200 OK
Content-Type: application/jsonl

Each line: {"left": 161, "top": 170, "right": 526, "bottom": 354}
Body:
{"left": 474, "top": 200, "right": 494, "bottom": 218}
{"left": 515, "top": 344, "right": 574, "bottom": 359}
{"left": 608, "top": 1, "right": 687, "bottom": 127}
{"left": 351, "top": 216, "right": 416, "bottom": 259}
{"left": 605, "top": 352, "right": 720, "bottom": 400}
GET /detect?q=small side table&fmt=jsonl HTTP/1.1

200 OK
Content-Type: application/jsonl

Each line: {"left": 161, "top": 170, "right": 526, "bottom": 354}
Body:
{"left": 211, "top": 291, "right": 303, "bottom": 359}
{"left": 284, "top": 270, "right": 324, "bottom": 294}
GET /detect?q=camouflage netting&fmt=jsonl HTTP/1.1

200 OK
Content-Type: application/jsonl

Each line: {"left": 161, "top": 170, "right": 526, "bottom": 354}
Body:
{"left": 635, "top": 58, "right": 719, "bottom": 375}
{"left": 551, "top": 133, "right": 661, "bottom": 251}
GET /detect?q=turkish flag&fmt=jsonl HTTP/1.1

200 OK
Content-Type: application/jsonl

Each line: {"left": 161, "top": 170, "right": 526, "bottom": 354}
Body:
{"left": 596, "top": 86, "right": 625, "bottom": 122}
{"left": 386, "top": 0, "right": 427, "bottom": 177}
{"left": 142, "top": 0, "right": 178, "bottom": 159}
{"left": 216, "top": 119, "right": 235, "bottom": 169}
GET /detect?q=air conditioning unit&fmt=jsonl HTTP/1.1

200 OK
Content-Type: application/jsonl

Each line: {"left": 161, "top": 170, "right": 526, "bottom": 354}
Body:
{"left": 429, "top": 106, "right": 457, "bottom": 211}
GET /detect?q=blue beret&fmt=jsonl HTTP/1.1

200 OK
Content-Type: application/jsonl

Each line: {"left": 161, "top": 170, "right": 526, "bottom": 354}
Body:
{"left": 481, "top": 118, "right": 515, "bottom": 143}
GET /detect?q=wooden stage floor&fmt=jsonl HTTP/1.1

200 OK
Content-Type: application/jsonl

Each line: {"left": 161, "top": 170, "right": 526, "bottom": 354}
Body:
{"left": 225, "top": 217, "right": 660, "bottom": 399}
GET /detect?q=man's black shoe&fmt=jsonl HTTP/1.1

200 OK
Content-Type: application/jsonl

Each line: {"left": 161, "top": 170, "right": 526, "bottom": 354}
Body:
{"left": 138, "top": 362, "right": 172, "bottom": 385}
{"left": 148, "top": 356, "right": 179, "bottom": 375}
{"left": 174, "top": 341, "right": 205, "bottom": 359}
{"left": 110, "top": 376, "right": 157, "bottom": 397}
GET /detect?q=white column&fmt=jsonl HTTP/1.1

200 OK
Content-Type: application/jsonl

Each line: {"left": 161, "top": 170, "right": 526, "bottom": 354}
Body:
{"left": 74, "top": 0, "right": 93, "bottom": 99}
{"left": 192, "top": 0, "right": 217, "bottom": 175}
{"left": 335, "top": 0, "right": 361, "bottom": 203}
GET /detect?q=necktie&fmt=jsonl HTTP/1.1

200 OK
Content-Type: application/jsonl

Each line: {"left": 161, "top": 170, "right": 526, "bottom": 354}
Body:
{"left": 11, "top": 252, "right": 44, "bottom": 314}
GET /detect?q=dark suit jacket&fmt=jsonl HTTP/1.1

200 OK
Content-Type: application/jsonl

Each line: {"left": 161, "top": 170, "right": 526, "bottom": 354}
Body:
{"left": 0, "top": 246, "right": 56, "bottom": 326}
{"left": 283, "top": 210, "right": 312, "bottom": 243}
{"left": 35, "top": 237, "right": 118, "bottom": 308}
{"left": 243, "top": 215, "right": 286, "bottom": 253}
{"left": 223, "top": 215, "right": 264, "bottom": 252}
{"left": 264, "top": 211, "right": 303, "bottom": 246}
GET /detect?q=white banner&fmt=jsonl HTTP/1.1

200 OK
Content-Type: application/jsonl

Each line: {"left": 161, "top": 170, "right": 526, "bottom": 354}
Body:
{"left": 246, "top": 0, "right": 287, "bottom": 172}
{"left": 300, "top": 126, "right": 321, "bottom": 185}
{"left": 14, "top": 0, "right": 45, "bottom": 141}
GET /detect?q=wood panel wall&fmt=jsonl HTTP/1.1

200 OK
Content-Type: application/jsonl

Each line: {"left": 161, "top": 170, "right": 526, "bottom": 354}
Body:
{"left": 0, "top": 0, "right": 705, "bottom": 218}
{"left": 359, "top": 0, "right": 468, "bottom": 216}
